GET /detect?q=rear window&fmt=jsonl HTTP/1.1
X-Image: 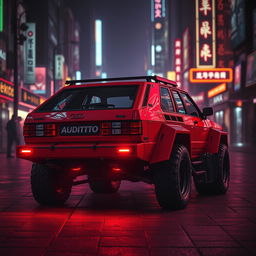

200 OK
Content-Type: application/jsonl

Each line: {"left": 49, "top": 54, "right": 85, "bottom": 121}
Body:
{"left": 36, "top": 85, "right": 139, "bottom": 112}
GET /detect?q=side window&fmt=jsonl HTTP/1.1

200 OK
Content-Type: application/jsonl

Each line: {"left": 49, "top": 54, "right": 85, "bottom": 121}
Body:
{"left": 180, "top": 93, "right": 200, "bottom": 117}
{"left": 160, "top": 87, "right": 174, "bottom": 113}
{"left": 172, "top": 91, "right": 186, "bottom": 114}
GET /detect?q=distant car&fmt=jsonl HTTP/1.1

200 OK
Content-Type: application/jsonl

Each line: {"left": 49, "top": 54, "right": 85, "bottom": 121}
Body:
{"left": 17, "top": 76, "right": 230, "bottom": 209}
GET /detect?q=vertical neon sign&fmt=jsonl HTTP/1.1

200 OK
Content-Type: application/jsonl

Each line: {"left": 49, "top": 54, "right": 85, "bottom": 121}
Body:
{"left": 95, "top": 19, "right": 102, "bottom": 66}
{"left": 196, "top": 0, "right": 216, "bottom": 68}
{"left": 174, "top": 39, "right": 182, "bottom": 86}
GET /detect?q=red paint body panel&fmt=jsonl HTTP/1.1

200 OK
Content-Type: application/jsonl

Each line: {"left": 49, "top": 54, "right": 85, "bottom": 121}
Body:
{"left": 17, "top": 78, "right": 227, "bottom": 168}
{"left": 207, "top": 129, "right": 228, "bottom": 154}
{"left": 150, "top": 124, "right": 190, "bottom": 164}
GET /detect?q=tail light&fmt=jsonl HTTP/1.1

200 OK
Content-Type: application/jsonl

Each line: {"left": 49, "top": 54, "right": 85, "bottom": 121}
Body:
{"left": 23, "top": 123, "right": 56, "bottom": 137}
{"left": 101, "top": 121, "right": 142, "bottom": 136}
{"left": 19, "top": 148, "right": 33, "bottom": 155}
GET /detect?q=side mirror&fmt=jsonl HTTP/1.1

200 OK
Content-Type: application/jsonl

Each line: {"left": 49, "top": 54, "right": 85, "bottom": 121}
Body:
{"left": 202, "top": 107, "right": 213, "bottom": 117}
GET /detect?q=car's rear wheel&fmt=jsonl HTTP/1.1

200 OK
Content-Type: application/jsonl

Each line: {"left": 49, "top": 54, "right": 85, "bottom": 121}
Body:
{"left": 194, "top": 144, "right": 230, "bottom": 195}
{"left": 89, "top": 179, "right": 121, "bottom": 193}
{"left": 31, "top": 163, "right": 72, "bottom": 205}
{"left": 153, "top": 144, "right": 192, "bottom": 210}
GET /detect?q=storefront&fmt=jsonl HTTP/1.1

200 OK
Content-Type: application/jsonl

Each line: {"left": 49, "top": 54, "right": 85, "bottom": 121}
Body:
{"left": 0, "top": 78, "right": 14, "bottom": 152}
{"left": 208, "top": 84, "right": 231, "bottom": 142}
{"left": 0, "top": 78, "right": 44, "bottom": 153}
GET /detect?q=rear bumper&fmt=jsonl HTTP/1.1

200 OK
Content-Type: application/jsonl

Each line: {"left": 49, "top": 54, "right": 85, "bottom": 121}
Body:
{"left": 16, "top": 142, "right": 155, "bottom": 163}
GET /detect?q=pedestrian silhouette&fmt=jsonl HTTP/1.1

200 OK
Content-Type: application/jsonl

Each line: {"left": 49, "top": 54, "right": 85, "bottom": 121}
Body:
{"left": 6, "top": 115, "right": 20, "bottom": 158}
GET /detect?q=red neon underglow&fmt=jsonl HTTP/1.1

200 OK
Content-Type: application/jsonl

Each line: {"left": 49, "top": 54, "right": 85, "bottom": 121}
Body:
{"left": 21, "top": 149, "right": 32, "bottom": 154}
{"left": 117, "top": 148, "right": 131, "bottom": 153}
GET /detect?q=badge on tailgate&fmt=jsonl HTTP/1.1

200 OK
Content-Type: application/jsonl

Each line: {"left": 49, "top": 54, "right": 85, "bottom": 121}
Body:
{"left": 59, "top": 124, "right": 99, "bottom": 136}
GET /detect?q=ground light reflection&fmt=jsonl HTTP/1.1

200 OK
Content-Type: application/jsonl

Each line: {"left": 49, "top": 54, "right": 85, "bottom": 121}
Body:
{"left": 0, "top": 152, "right": 256, "bottom": 255}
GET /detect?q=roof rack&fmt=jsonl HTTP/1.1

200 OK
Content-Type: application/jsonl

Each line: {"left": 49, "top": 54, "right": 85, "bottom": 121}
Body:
{"left": 65, "top": 76, "right": 177, "bottom": 87}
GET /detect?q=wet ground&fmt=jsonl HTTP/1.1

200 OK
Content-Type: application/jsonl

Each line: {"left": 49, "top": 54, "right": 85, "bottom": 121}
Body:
{"left": 0, "top": 151, "right": 255, "bottom": 256}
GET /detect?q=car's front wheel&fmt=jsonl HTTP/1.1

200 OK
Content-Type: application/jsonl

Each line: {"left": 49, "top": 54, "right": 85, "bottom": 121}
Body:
{"left": 31, "top": 163, "right": 72, "bottom": 205}
{"left": 153, "top": 144, "right": 192, "bottom": 210}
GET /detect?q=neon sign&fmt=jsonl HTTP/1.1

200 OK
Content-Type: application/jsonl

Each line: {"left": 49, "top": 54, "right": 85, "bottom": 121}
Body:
{"left": 152, "top": 0, "right": 165, "bottom": 20}
{"left": 0, "top": 78, "right": 14, "bottom": 101}
{"left": 196, "top": 0, "right": 216, "bottom": 68}
{"left": 189, "top": 68, "right": 233, "bottom": 83}
{"left": 208, "top": 83, "right": 227, "bottom": 98}
{"left": 174, "top": 39, "right": 182, "bottom": 86}
{"left": 216, "top": 0, "right": 233, "bottom": 68}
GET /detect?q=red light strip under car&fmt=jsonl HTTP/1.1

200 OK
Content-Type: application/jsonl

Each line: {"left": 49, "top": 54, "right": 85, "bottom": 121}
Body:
{"left": 20, "top": 148, "right": 33, "bottom": 154}
{"left": 117, "top": 148, "right": 131, "bottom": 154}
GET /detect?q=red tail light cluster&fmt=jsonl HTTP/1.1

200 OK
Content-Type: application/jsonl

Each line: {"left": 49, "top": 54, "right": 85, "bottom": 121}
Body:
{"left": 24, "top": 123, "right": 56, "bottom": 137}
{"left": 101, "top": 121, "right": 142, "bottom": 136}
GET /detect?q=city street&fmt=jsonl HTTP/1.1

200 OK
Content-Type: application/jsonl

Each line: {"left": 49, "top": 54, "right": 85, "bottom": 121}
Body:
{"left": 0, "top": 151, "right": 255, "bottom": 256}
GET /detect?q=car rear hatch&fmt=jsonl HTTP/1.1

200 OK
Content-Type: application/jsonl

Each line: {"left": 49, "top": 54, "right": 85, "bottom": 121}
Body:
{"left": 24, "top": 83, "right": 145, "bottom": 144}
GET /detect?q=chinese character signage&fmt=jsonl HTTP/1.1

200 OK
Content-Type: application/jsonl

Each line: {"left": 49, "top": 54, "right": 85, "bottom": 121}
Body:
{"left": 231, "top": 0, "right": 246, "bottom": 49}
{"left": 189, "top": 68, "right": 233, "bottom": 83}
{"left": 0, "top": 78, "right": 14, "bottom": 101}
{"left": 24, "top": 23, "right": 36, "bottom": 84}
{"left": 174, "top": 39, "right": 182, "bottom": 86}
{"left": 30, "top": 67, "right": 46, "bottom": 94}
{"left": 216, "top": 0, "right": 233, "bottom": 68}
{"left": 21, "top": 88, "right": 40, "bottom": 107}
{"left": 152, "top": 0, "right": 165, "bottom": 20}
{"left": 55, "top": 55, "right": 65, "bottom": 80}
{"left": 196, "top": 0, "right": 216, "bottom": 68}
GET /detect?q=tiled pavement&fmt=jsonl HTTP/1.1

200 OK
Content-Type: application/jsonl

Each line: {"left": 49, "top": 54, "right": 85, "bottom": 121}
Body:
{"left": 0, "top": 151, "right": 255, "bottom": 256}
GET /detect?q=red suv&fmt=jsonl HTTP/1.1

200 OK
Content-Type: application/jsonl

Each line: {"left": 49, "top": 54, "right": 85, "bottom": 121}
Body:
{"left": 17, "top": 76, "right": 230, "bottom": 210}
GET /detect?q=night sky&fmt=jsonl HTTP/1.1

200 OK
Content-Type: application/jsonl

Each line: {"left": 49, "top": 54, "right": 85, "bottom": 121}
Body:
{"left": 68, "top": 0, "right": 151, "bottom": 78}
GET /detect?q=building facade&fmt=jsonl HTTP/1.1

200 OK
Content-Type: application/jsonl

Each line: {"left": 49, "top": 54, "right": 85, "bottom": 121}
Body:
{"left": 0, "top": 0, "right": 80, "bottom": 153}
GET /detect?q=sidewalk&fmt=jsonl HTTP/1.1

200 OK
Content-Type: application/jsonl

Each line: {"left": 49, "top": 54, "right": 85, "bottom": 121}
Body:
{"left": 0, "top": 152, "right": 256, "bottom": 256}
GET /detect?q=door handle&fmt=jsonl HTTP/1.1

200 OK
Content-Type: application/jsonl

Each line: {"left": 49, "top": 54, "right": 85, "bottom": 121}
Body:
{"left": 193, "top": 120, "right": 198, "bottom": 125}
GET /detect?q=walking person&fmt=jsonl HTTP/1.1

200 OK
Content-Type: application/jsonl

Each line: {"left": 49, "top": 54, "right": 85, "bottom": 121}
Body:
{"left": 6, "top": 115, "right": 20, "bottom": 158}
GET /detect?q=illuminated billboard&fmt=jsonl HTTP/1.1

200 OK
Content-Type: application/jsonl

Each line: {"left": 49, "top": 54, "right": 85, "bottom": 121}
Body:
{"left": 196, "top": 0, "right": 216, "bottom": 68}
{"left": 208, "top": 83, "right": 227, "bottom": 98}
{"left": 30, "top": 67, "right": 46, "bottom": 94}
{"left": 182, "top": 28, "right": 190, "bottom": 71}
{"left": 234, "top": 64, "right": 241, "bottom": 91}
{"left": 24, "top": 23, "right": 36, "bottom": 84}
{"left": 152, "top": 0, "right": 166, "bottom": 21}
{"left": 0, "top": 78, "right": 14, "bottom": 101}
{"left": 246, "top": 51, "right": 256, "bottom": 87}
{"left": 189, "top": 68, "right": 233, "bottom": 83}
{"left": 231, "top": 0, "right": 246, "bottom": 49}
{"left": 95, "top": 20, "right": 102, "bottom": 67}
{"left": 216, "top": 0, "right": 233, "bottom": 68}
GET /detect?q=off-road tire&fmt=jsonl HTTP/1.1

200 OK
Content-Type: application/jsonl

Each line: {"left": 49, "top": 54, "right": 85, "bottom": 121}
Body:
{"left": 194, "top": 144, "right": 230, "bottom": 195}
{"left": 89, "top": 180, "right": 121, "bottom": 193}
{"left": 31, "top": 163, "right": 72, "bottom": 205}
{"left": 153, "top": 144, "right": 192, "bottom": 210}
